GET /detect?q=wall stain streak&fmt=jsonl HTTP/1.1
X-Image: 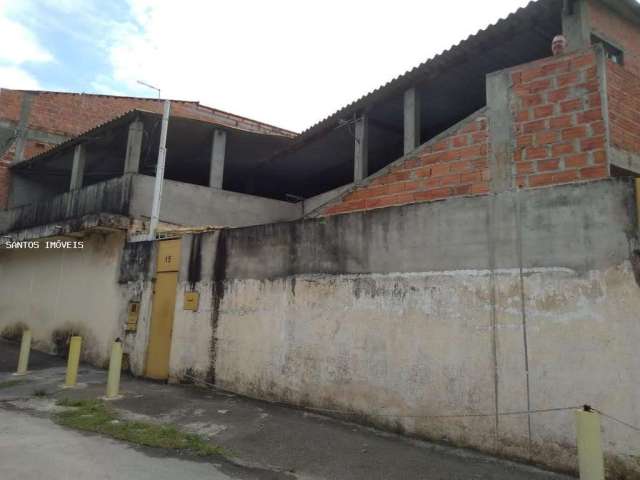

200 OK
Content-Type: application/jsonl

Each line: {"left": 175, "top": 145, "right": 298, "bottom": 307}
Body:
{"left": 188, "top": 234, "right": 202, "bottom": 289}
{"left": 207, "top": 229, "right": 227, "bottom": 384}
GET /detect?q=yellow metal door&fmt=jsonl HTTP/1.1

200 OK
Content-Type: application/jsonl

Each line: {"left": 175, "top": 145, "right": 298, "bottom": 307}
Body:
{"left": 145, "top": 239, "right": 181, "bottom": 380}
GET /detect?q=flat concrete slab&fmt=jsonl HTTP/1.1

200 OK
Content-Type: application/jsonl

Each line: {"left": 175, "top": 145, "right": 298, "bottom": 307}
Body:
{"left": 0, "top": 341, "right": 575, "bottom": 480}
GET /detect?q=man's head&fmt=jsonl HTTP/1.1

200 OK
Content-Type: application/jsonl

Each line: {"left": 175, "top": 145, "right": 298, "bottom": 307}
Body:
{"left": 552, "top": 35, "right": 568, "bottom": 56}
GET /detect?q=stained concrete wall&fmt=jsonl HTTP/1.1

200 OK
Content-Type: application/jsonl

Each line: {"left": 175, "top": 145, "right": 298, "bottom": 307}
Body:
{"left": 172, "top": 178, "right": 640, "bottom": 475}
{"left": 9, "top": 172, "right": 68, "bottom": 209}
{"left": 129, "top": 174, "right": 302, "bottom": 228}
{"left": 0, "top": 231, "right": 127, "bottom": 367}
{"left": 166, "top": 232, "right": 221, "bottom": 381}
{"left": 0, "top": 175, "right": 132, "bottom": 234}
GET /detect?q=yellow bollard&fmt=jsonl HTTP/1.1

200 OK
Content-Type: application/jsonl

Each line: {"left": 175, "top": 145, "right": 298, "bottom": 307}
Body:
{"left": 14, "top": 329, "right": 32, "bottom": 376}
{"left": 105, "top": 339, "right": 123, "bottom": 399}
{"left": 64, "top": 336, "right": 82, "bottom": 388}
{"left": 576, "top": 406, "right": 605, "bottom": 480}
{"left": 636, "top": 177, "right": 640, "bottom": 228}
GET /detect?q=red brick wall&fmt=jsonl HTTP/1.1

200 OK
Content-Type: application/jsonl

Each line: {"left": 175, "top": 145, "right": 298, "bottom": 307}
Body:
{"left": 0, "top": 150, "right": 13, "bottom": 210}
{"left": 588, "top": 0, "right": 640, "bottom": 77}
{"left": 607, "top": 60, "right": 640, "bottom": 155}
{"left": 322, "top": 50, "right": 613, "bottom": 217}
{"left": 510, "top": 50, "right": 608, "bottom": 188}
{"left": 0, "top": 89, "right": 295, "bottom": 138}
{"left": 323, "top": 113, "right": 489, "bottom": 216}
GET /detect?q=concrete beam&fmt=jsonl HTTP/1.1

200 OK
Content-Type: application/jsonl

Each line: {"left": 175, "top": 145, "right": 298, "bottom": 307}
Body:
{"left": 354, "top": 115, "right": 369, "bottom": 182}
{"left": 209, "top": 129, "right": 227, "bottom": 189}
{"left": 486, "top": 71, "right": 514, "bottom": 193}
{"left": 13, "top": 93, "right": 34, "bottom": 164}
{"left": 562, "top": 0, "right": 591, "bottom": 52}
{"left": 403, "top": 87, "right": 421, "bottom": 154}
{"left": 610, "top": 148, "right": 640, "bottom": 175}
{"left": 124, "top": 120, "right": 144, "bottom": 174}
{"left": 69, "top": 144, "right": 86, "bottom": 191}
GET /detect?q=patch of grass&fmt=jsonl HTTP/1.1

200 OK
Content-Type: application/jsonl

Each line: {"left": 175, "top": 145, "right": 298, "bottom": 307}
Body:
{"left": 0, "top": 379, "right": 26, "bottom": 389}
{"left": 54, "top": 398, "right": 225, "bottom": 457}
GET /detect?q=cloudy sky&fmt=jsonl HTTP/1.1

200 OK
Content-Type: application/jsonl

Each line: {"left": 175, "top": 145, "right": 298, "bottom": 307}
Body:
{"left": 0, "top": 0, "right": 536, "bottom": 132}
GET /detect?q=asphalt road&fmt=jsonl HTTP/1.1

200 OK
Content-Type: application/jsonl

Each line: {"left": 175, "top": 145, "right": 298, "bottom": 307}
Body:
{"left": 0, "top": 409, "right": 239, "bottom": 480}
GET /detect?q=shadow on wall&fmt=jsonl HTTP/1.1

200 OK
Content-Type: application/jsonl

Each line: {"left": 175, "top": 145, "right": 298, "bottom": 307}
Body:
{"left": 50, "top": 325, "right": 100, "bottom": 366}
{"left": 631, "top": 250, "right": 640, "bottom": 287}
{"left": 0, "top": 322, "right": 28, "bottom": 342}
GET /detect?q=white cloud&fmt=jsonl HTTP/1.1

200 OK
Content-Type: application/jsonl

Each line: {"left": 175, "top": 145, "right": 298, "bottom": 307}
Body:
{"left": 0, "top": 66, "right": 41, "bottom": 89}
{"left": 0, "top": 17, "right": 53, "bottom": 64}
{"left": 0, "top": 1, "right": 53, "bottom": 90}
{"left": 104, "top": 0, "right": 533, "bottom": 131}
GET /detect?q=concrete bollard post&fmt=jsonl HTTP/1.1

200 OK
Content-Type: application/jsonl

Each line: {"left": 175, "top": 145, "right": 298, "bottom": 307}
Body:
{"left": 105, "top": 339, "right": 123, "bottom": 399}
{"left": 15, "top": 329, "right": 32, "bottom": 376}
{"left": 576, "top": 406, "right": 605, "bottom": 480}
{"left": 635, "top": 178, "right": 640, "bottom": 226}
{"left": 64, "top": 336, "right": 82, "bottom": 387}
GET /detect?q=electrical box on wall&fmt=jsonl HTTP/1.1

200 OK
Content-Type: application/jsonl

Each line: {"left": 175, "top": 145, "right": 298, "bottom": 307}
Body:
{"left": 184, "top": 291, "right": 199, "bottom": 311}
{"left": 126, "top": 302, "right": 140, "bottom": 332}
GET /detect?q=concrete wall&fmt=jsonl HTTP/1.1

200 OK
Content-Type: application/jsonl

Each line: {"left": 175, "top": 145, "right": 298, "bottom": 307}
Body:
{"left": 0, "top": 175, "right": 132, "bottom": 234}
{"left": 129, "top": 174, "right": 302, "bottom": 228}
{"left": 172, "top": 178, "right": 640, "bottom": 476}
{"left": 9, "top": 172, "right": 69, "bottom": 208}
{"left": 0, "top": 231, "right": 127, "bottom": 367}
{"left": 166, "top": 233, "right": 221, "bottom": 381}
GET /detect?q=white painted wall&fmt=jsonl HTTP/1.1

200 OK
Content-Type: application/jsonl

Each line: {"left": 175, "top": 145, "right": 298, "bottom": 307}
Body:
{"left": 213, "top": 264, "right": 640, "bottom": 474}
{"left": 0, "top": 232, "right": 126, "bottom": 366}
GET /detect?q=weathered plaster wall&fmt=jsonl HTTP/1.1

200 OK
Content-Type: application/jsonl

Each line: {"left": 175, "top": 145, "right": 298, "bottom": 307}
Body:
{"left": 0, "top": 231, "right": 127, "bottom": 367}
{"left": 182, "top": 178, "right": 640, "bottom": 475}
{"left": 167, "top": 232, "right": 221, "bottom": 381}
{"left": 0, "top": 175, "right": 133, "bottom": 234}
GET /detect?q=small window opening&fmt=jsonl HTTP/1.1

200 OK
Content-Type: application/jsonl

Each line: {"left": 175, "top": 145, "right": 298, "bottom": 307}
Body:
{"left": 591, "top": 34, "right": 624, "bottom": 65}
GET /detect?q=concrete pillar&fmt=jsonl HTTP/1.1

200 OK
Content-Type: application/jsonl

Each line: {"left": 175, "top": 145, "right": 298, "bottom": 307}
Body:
{"left": 562, "top": 0, "right": 591, "bottom": 52}
{"left": 124, "top": 119, "right": 144, "bottom": 174}
{"left": 354, "top": 114, "right": 369, "bottom": 182}
{"left": 12, "top": 93, "right": 34, "bottom": 164}
{"left": 209, "top": 129, "right": 227, "bottom": 189}
{"left": 486, "top": 71, "right": 514, "bottom": 193}
{"left": 69, "top": 144, "right": 86, "bottom": 191}
{"left": 404, "top": 87, "right": 421, "bottom": 155}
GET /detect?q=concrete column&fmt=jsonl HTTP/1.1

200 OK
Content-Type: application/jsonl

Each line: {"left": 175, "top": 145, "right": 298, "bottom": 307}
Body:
{"left": 209, "top": 129, "right": 227, "bottom": 189}
{"left": 486, "top": 70, "right": 514, "bottom": 193}
{"left": 124, "top": 120, "right": 144, "bottom": 174}
{"left": 69, "top": 144, "right": 86, "bottom": 191}
{"left": 13, "top": 92, "right": 34, "bottom": 164}
{"left": 354, "top": 114, "right": 369, "bottom": 182}
{"left": 562, "top": 0, "right": 591, "bottom": 52}
{"left": 404, "top": 87, "right": 421, "bottom": 155}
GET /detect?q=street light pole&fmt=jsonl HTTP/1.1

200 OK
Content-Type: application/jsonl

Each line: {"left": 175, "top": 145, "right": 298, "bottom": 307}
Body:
{"left": 135, "top": 80, "right": 170, "bottom": 241}
{"left": 148, "top": 99, "right": 170, "bottom": 240}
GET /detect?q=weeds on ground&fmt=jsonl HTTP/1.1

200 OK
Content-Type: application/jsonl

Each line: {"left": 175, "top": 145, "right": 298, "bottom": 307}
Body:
{"left": 0, "top": 379, "right": 26, "bottom": 389}
{"left": 54, "top": 398, "right": 225, "bottom": 457}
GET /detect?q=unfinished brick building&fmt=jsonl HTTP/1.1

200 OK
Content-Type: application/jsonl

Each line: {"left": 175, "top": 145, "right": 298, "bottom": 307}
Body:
{"left": 0, "top": 90, "right": 294, "bottom": 208}
{"left": 1, "top": 0, "right": 639, "bottom": 476}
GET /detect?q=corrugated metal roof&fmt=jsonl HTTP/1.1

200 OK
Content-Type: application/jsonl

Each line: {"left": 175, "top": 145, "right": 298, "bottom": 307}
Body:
{"left": 295, "top": 0, "right": 640, "bottom": 143}
{"left": 296, "top": 0, "right": 558, "bottom": 140}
